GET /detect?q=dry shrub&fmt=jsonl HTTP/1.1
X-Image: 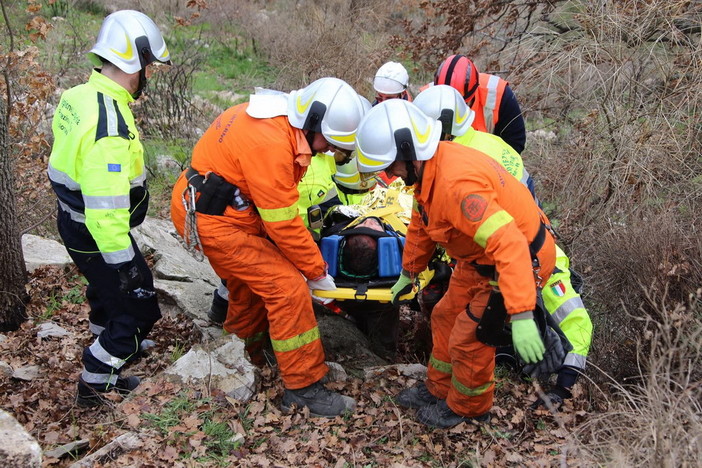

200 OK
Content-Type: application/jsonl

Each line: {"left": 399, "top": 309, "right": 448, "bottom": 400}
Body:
{"left": 220, "top": 0, "right": 407, "bottom": 93}
{"left": 1, "top": 46, "right": 56, "bottom": 237}
{"left": 575, "top": 287, "right": 702, "bottom": 466}
{"left": 496, "top": 1, "right": 702, "bottom": 380}
{"left": 135, "top": 41, "right": 207, "bottom": 140}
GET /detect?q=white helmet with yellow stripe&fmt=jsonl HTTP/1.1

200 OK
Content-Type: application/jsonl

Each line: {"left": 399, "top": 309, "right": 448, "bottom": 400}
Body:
{"left": 355, "top": 99, "right": 441, "bottom": 173}
{"left": 88, "top": 10, "right": 171, "bottom": 74}
{"left": 413, "top": 84, "right": 475, "bottom": 138}
{"left": 333, "top": 151, "right": 378, "bottom": 192}
{"left": 288, "top": 77, "right": 368, "bottom": 151}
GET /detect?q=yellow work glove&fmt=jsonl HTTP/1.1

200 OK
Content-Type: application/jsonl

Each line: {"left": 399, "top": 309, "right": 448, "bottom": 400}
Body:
{"left": 390, "top": 271, "right": 417, "bottom": 306}
{"left": 511, "top": 313, "right": 545, "bottom": 364}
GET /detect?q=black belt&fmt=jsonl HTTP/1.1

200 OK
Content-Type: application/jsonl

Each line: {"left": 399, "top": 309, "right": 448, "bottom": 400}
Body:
{"left": 471, "top": 222, "right": 548, "bottom": 278}
{"left": 186, "top": 167, "right": 250, "bottom": 215}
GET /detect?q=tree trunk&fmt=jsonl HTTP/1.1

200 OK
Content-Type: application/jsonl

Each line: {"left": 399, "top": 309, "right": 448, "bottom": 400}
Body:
{"left": 0, "top": 73, "right": 28, "bottom": 332}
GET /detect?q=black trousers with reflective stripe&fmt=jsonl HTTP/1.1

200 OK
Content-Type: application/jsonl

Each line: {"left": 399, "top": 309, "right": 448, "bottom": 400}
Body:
{"left": 56, "top": 208, "right": 161, "bottom": 381}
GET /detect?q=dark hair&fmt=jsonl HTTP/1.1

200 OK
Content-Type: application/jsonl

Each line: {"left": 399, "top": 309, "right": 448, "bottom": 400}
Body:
{"left": 342, "top": 234, "right": 378, "bottom": 277}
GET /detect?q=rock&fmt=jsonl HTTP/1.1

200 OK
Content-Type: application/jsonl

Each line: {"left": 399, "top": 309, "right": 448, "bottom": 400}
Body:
{"left": 163, "top": 334, "right": 258, "bottom": 402}
{"left": 133, "top": 217, "right": 219, "bottom": 285}
{"left": 21, "top": 234, "right": 72, "bottom": 273}
{"left": 133, "top": 217, "right": 221, "bottom": 325}
{"left": 0, "top": 361, "right": 12, "bottom": 378}
{"left": 36, "top": 322, "right": 70, "bottom": 338}
{"left": 154, "top": 154, "right": 183, "bottom": 177}
{"left": 43, "top": 439, "right": 90, "bottom": 459}
{"left": 316, "top": 313, "right": 389, "bottom": 373}
{"left": 325, "top": 361, "right": 349, "bottom": 383}
{"left": 67, "top": 432, "right": 145, "bottom": 468}
{"left": 0, "top": 409, "right": 42, "bottom": 467}
{"left": 12, "top": 365, "right": 41, "bottom": 381}
{"left": 528, "top": 129, "right": 557, "bottom": 141}
{"left": 364, "top": 363, "right": 427, "bottom": 380}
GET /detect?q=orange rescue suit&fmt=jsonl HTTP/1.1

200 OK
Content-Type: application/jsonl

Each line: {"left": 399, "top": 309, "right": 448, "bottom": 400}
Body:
{"left": 171, "top": 103, "right": 327, "bottom": 389}
{"left": 403, "top": 141, "right": 556, "bottom": 417}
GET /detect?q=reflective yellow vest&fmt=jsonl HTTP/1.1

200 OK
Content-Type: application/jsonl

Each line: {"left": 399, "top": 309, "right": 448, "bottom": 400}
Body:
{"left": 297, "top": 153, "right": 338, "bottom": 229}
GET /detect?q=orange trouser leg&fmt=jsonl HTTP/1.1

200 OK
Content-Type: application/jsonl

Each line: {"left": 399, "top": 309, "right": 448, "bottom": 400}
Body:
{"left": 200, "top": 219, "right": 327, "bottom": 389}
{"left": 223, "top": 279, "right": 270, "bottom": 366}
{"left": 447, "top": 297, "right": 495, "bottom": 418}
{"left": 426, "top": 262, "right": 491, "bottom": 400}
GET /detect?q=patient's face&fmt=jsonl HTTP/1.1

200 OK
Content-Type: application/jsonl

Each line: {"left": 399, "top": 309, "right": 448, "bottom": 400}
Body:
{"left": 357, "top": 217, "right": 383, "bottom": 231}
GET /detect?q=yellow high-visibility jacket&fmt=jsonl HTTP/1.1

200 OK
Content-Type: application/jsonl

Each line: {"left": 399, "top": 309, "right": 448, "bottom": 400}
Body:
{"left": 48, "top": 70, "right": 149, "bottom": 266}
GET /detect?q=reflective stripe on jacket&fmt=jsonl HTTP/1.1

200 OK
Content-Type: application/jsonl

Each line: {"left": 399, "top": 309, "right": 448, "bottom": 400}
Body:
{"left": 453, "top": 127, "right": 530, "bottom": 187}
{"left": 543, "top": 245, "right": 593, "bottom": 368}
{"left": 297, "top": 153, "right": 338, "bottom": 228}
{"left": 48, "top": 70, "right": 147, "bottom": 266}
{"left": 403, "top": 141, "right": 555, "bottom": 314}
{"left": 471, "top": 74, "right": 506, "bottom": 134}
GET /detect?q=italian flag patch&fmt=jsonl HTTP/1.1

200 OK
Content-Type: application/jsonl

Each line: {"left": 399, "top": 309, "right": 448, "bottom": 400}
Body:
{"left": 551, "top": 280, "right": 566, "bottom": 297}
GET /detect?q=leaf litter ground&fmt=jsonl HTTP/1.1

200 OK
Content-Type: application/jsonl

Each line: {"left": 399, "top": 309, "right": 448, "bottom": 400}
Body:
{"left": 0, "top": 265, "right": 593, "bottom": 467}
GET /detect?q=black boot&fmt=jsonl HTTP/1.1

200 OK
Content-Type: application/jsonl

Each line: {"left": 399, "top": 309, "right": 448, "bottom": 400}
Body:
{"left": 395, "top": 381, "right": 439, "bottom": 409}
{"left": 76, "top": 375, "right": 140, "bottom": 408}
{"left": 208, "top": 288, "right": 228, "bottom": 325}
{"left": 281, "top": 382, "right": 356, "bottom": 418}
{"left": 416, "top": 399, "right": 490, "bottom": 428}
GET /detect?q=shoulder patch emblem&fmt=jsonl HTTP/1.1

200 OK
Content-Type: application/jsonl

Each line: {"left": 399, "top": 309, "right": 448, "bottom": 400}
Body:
{"left": 107, "top": 163, "right": 122, "bottom": 172}
{"left": 461, "top": 194, "right": 487, "bottom": 222}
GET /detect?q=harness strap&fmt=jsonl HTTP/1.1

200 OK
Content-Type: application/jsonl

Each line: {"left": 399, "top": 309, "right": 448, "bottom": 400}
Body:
{"left": 471, "top": 222, "right": 547, "bottom": 278}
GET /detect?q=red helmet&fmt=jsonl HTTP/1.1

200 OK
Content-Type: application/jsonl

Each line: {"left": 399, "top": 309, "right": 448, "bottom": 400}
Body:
{"left": 434, "top": 54, "right": 480, "bottom": 103}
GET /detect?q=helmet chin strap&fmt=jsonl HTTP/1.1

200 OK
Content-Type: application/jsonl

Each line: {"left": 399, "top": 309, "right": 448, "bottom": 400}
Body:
{"left": 304, "top": 130, "right": 316, "bottom": 152}
{"left": 132, "top": 67, "right": 147, "bottom": 99}
{"left": 402, "top": 160, "right": 418, "bottom": 186}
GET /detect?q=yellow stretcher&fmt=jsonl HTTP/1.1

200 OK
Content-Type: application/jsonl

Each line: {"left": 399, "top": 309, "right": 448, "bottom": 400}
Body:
{"left": 312, "top": 268, "right": 434, "bottom": 303}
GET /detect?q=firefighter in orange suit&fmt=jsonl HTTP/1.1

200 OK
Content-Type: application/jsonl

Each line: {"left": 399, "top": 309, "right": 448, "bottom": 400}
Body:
{"left": 170, "top": 78, "right": 368, "bottom": 418}
{"left": 355, "top": 99, "right": 556, "bottom": 428}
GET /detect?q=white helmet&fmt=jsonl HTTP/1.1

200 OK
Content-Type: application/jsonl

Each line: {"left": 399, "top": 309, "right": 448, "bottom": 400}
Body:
{"left": 288, "top": 77, "right": 368, "bottom": 151}
{"left": 413, "top": 84, "right": 475, "bottom": 137}
{"left": 355, "top": 100, "right": 441, "bottom": 173}
{"left": 334, "top": 152, "right": 378, "bottom": 192}
{"left": 88, "top": 10, "right": 171, "bottom": 74}
{"left": 373, "top": 61, "right": 409, "bottom": 95}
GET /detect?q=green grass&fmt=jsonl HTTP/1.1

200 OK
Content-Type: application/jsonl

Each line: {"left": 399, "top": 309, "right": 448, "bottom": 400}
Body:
{"left": 238, "top": 404, "right": 255, "bottom": 434}
{"left": 143, "top": 138, "right": 192, "bottom": 171}
{"left": 39, "top": 293, "right": 62, "bottom": 321}
{"left": 143, "top": 393, "right": 198, "bottom": 433}
{"left": 198, "top": 418, "right": 242, "bottom": 463}
{"left": 169, "top": 340, "right": 187, "bottom": 363}
{"left": 143, "top": 392, "right": 242, "bottom": 464}
{"left": 164, "top": 22, "right": 273, "bottom": 96}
